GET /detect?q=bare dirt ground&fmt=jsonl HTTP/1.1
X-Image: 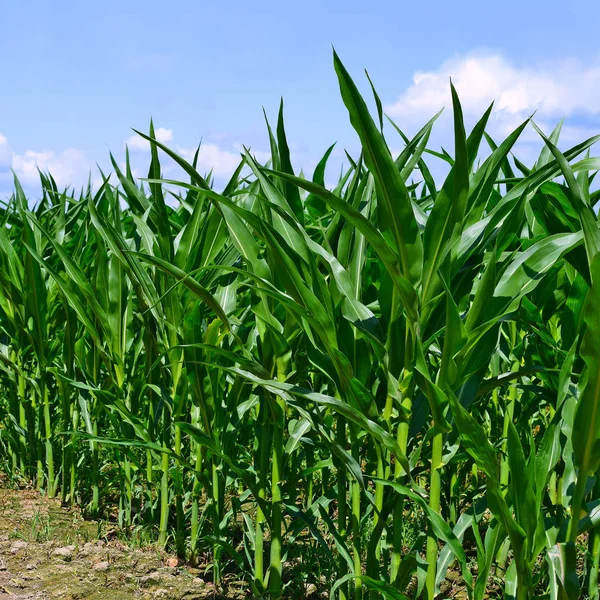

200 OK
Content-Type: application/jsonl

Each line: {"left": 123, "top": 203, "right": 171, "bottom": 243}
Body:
{"left": 0, "top": 485, "right": 243, "bottom": 600}
{"left": 0, "top": 479, "right": 479, "bottom": 600}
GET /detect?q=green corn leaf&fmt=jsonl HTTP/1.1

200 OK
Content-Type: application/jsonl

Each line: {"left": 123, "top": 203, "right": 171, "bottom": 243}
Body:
{"left": 333, "top": 50, "right": 422, "bottom": 286}
{"left": 573, "top": 252, "right": 600, "bottom": 475}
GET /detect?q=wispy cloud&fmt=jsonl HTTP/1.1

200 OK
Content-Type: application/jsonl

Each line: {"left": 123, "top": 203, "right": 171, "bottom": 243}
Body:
{"left": 386, "top": 51, "right": 600, "bottom": 124}
{"left": 176, "top": 143, "right": 242, "bottom": 178}
{"left": 126, "top": 127, "right": 174, "bottom": 152}
{"left": 0, "top": 135, "right": 11, "bottom": 170}
{"left": 0, "top": 133, "right": 93, "bottom": 193}
{"left": 382, "top": 51, "right": 600, "bottom": 176}
{"left": 1, "top": 127, "right": 270, "bottom": 200}
{"left": 125, "top": 129, "right": 273, "bottom": 180}
{"left": 125, "top": 128, "right": 246, "bottom": 178}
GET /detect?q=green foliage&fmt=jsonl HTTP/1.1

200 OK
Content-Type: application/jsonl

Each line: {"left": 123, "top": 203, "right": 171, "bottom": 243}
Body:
{"left": 0, "top": 52, "right": 599, "bottom": 599}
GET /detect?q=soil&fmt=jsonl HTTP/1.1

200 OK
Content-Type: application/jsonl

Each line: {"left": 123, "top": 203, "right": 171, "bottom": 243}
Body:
{"left": 0, "top": 480, "right": 487, "bottom": 600}
{"left": 0, "top": 485, "right": 244, "bottom": 600}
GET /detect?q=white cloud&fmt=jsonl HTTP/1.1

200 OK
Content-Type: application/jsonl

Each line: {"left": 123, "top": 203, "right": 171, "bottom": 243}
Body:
{"left": 0, "top": 133, "right": 93, "bottom": 193}
{"left": 11, "top": 148, "right": 92, "bottom": 189}
{"left": 126, "top": 127, "right": 174, "bottom": 152}
{"left": 0, "top": 134, "right": 11, "bottom": 169}
{"left": 122, "top": 128, "right": 257, "bottom": 182}
{"left": 0, "top": 126, "right": 268, "bottom": 201}
{"left": 176, "top": 143, "right": 242, "bottom": 178}
{"left": 386, "top": 52, "right": 600, "bottom": 124}
{"left": 382, "top": 51, "right": 600, "bottom": 181}
{"left": 232, "top": 143, "right": 272, "bottom": 165}
{"left": 0, "top": 137, "right": 95, "bottom": 199}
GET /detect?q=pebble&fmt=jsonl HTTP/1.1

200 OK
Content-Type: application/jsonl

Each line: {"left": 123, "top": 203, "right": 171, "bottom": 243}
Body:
{"left": 52, "top": 545, "right": 76, "bottom": 561}
{"left": 139, "top": 572, "right": 161, "bottom": 585}
{"left": 165, "top": 557, "right": 181, "bottom": 568}
{"left": 10, "top": 540, "right": 28, "bottom": 554}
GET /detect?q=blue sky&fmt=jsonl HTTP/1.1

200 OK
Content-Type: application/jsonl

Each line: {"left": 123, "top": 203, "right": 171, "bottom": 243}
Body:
{"left": 1, "top": 0, "right": 599, "bottom": 196}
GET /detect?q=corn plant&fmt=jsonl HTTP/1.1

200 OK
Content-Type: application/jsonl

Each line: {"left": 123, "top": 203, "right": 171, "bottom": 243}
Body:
{"left": 1, "top": 52, "right": 599, "bottom": 599}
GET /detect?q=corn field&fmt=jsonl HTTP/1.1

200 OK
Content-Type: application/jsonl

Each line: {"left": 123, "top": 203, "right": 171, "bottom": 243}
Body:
{"left": 0, "top": 53, "right": 599, "bottom": 599}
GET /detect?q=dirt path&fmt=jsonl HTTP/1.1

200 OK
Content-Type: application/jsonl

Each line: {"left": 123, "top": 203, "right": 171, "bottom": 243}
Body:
{"left": 0, "top": 486, "right": 239, "bottom": 600}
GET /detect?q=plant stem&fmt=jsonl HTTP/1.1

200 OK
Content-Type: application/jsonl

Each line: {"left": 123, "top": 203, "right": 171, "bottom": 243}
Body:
{"left": 351, "top": 436, "right": 362, "bottom": 600}
{"left": 212, "top": 458, "right": 222, "bottom": 584}
{"left": 337, "top": 416, "right": 348, "bottom": 600}
{"left": 567, "top": 470, "right": 588, "bottom": 543}
{"left": 425, "top": 431, "right": 443, "bottom": 600}
{"left": 269, "top": 398, "right": 284, "bottom": 599}
{"left": 391, "top": 372, "right": 413, "bottom": 588}
{"left": 41, "top": 375, "right": 55, "bottom": 497}
{"left": 255, "top": 401, "right": 270, "bottom": 592}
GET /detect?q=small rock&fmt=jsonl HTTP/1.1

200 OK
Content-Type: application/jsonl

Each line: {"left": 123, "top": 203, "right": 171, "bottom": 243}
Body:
{"left": 78, "top": 542, "right": 94, "bottom": 557}
{"left": 113, "top": 542, "right": 127, "bottom": 551}
{"left": 140, "top": 572, "right": 161, "bottom": 585}
{"left": 165, "top": 557, "right": 181, "bottom": 568}
{"left": 306, "top": 583, "right": 318, "bottom": 596}
{"left": 0, "top": 559, "right": 6, "bottom": 570}
{"left": 93, "top": 561, "right": 110, "bottom": 571}
{"left": 10, "top": 540, "right": 28, "bottom": 554}
{"left": 192, "top": 577, "right": 205, "bottom": 585}
{"left": 25, "top": 562, "right": 38, "bottom": 570}
{"left": 52, "top": 545, "right": 76, "bottom": 561}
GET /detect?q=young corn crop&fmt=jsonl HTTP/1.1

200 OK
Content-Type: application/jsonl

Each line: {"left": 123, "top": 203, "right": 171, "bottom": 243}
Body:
{"left": 0, "top": 53, "right": 599, "bottom": 599}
